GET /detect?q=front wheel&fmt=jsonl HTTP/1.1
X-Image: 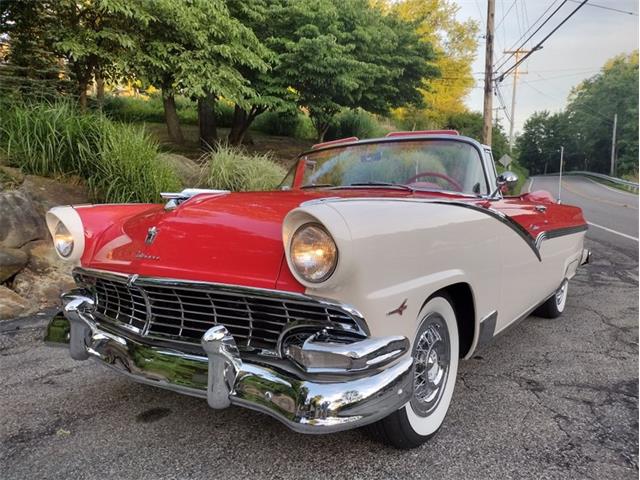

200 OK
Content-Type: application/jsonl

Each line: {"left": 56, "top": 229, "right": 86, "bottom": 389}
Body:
{"left": 368, "top": 295, "right": 459, "bottom": 449}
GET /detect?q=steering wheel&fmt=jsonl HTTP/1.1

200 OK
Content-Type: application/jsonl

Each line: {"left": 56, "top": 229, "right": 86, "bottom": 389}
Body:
{"left": 405, "top": 171, "right": 463, "bottom": 192}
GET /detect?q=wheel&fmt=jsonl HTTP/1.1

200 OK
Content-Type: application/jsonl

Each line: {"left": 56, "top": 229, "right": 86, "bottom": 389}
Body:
{"left": 534, "top": 280, "right": 568, "bottom": 319}
{"left": 368, "top": 295, "right": 459, "bottom": 449}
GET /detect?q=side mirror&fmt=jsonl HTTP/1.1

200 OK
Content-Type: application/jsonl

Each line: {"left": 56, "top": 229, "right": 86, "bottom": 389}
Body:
{"left": 497, "top": 171, "right": 518, "bottom": 189}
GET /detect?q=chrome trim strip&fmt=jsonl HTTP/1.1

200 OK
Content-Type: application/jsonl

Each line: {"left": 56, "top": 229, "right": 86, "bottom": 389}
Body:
{"left": 476, "top": 310, "right": 498, "bottom": 350}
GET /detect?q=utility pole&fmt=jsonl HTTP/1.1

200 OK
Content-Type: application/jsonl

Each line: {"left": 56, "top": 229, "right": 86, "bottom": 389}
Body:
{"left": 503, "top": 49, "right": 530, "bottom": 152}
{"left": 558, "top": 146, "right": 564, "bottom": 204}
{"left": 610, "top": 113, "right": 618, "bottom": 177}
{"left": 482, "top": 0, "right": 495, "bottom": 146}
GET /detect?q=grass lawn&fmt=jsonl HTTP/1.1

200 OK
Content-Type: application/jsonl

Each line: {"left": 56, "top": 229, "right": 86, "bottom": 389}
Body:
{"left": 143, "top": 122, "right": 313, "bottom": 168}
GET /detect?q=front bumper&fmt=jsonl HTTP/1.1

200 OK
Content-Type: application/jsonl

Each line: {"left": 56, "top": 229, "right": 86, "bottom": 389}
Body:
{"left": 46, "top": 292, "right": 414, "bottom": 434}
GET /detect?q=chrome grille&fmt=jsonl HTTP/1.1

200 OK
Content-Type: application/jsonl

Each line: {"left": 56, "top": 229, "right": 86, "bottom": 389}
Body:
{"left": 76, "top": 270, "right": 366, "bottom": 354}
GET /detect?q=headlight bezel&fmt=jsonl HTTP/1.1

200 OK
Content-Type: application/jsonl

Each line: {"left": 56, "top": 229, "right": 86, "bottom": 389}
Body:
{"left": 46, "top": 206, "right": 85, "bottom": 263}
{"left": 289, "top": 222, "right": 339, "bottom": 284}
{"left": 53, "top": 221, "right": 74, "bottom": 258}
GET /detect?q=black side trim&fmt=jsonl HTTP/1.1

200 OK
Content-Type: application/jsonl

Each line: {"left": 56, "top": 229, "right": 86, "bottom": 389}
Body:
{"left": 430, "top": 201, "right": 543, "bottom": 262}
{"left": 535, "top": 224, "right": 588, "bottom": 249}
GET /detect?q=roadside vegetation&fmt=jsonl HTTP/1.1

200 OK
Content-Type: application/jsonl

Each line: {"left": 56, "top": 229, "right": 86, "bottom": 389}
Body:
{"left": 517, "top": 51, "right": 639, "bottom": 179}
{"left": 0, "top": 102, "right": 181, "bottom": 203}
{"left": 200, "top": 145, "right": 287, "bottom": 192}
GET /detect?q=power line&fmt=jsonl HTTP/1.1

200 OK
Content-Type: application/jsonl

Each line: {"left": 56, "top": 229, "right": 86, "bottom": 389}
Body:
{"left": 520, "top": 79, "right": 613, "bottom": 124}
{"left": 497, "top": 0, "right": 590, "bottom": 83}
{"left": 568, "top": 0, "right": 638, "bottom": 16}
{"left": 494, "top": 0, "right": 564, "bottom": 71}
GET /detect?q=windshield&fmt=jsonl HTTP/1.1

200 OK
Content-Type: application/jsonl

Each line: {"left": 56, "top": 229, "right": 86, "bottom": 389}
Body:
{"left": 293, "top": 140, "right": 489, "bottom": 195}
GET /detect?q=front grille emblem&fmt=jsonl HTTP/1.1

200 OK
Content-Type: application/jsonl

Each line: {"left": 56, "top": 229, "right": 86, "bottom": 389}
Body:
{"left": 127, "top": 274, "right": 139, "bottom": 287}
{"left": 145, "top": 226, "right": 158, "bottom": 245}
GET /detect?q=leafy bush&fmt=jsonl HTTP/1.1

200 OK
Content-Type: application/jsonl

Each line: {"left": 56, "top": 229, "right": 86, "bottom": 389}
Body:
{"left": 252, "top": 110, "right": 315, "bottom": 139}
{"left": 325, "top": 109, "right": 389, "bottom": 141}
{"left": 0, "top": 101, "right": 181, "bottom": 202}
{"left": 102, "top": 94, "right": 198, "bottom": 125}
{"left": 200, "top": 144, "right": 286, "bottom": 191}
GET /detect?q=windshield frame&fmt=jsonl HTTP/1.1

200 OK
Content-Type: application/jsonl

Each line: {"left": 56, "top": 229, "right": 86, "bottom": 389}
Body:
{"left": 287, "top": 136, "right": 493, "bottom": 197}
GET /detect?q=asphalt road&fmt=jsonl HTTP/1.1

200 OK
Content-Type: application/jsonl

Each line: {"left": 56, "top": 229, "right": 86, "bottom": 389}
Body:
{"left": 1, "top": 176, "right": 638, "bottom": 480}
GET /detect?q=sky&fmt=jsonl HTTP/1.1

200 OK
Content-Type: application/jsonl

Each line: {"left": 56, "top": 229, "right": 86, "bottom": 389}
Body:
{"left": 453, "top": 0, "right": 639, "bottom": 135}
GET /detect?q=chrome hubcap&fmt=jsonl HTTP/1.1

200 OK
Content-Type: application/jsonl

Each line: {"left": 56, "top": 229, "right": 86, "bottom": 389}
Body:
{"left": 410, "top": 314, "right": 450, "bottom": 416}
{"left": 555, "top": 281, "right": 567, "bottom": 307}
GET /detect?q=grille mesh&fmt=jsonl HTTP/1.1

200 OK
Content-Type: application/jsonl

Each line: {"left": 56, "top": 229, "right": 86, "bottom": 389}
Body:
{"left": 77, "top": 271, "right": 364, "bottom": 353}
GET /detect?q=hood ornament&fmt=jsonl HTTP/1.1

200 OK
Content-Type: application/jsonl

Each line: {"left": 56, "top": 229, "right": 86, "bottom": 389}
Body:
{"left": 145, "top": 226, "right": 158, "bottom": 245}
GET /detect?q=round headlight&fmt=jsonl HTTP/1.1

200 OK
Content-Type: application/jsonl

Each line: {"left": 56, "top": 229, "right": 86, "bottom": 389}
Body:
{"left": 54, "top": 222, "right": 74, "bottom": 258}
{"left": 290, "top": 224, "right": 338, "bottom": 283}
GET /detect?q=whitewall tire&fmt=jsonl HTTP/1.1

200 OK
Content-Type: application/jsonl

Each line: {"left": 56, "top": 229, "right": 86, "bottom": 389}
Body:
{"left": 534, "top": 280, "right": 568, "bottom": 319}
{"left": 369, "top": 295, "right": 459, "bottom": 449}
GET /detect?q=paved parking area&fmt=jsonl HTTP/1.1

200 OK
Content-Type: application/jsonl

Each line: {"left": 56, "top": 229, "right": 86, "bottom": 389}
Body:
{"left": 1, "top": 234, "right": 637, "bottom": 480}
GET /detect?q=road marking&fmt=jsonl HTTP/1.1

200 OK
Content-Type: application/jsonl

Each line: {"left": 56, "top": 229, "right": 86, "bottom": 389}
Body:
{"left": 583, "top": 176, "right": 639, "bottom": 198}
{"left": 562, "top": 180, "right": 639, "bottom": 210}
{"left": 587, "top": 222, "right": 639, "bottom": 242}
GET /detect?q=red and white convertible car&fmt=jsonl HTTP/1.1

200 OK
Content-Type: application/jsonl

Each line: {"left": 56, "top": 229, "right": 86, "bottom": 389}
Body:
{"left": 45, "top": 131, "right": 589, "bottom": 448}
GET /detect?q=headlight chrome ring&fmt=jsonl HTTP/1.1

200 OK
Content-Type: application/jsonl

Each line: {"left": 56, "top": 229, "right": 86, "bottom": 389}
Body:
{"left": 290, "top": 223, "right": 338, "bottom": 283}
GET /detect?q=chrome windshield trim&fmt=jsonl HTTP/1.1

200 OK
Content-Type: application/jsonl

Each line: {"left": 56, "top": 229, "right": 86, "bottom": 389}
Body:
{"left": 73, "top": 267, "right": 370, "bottom": 337}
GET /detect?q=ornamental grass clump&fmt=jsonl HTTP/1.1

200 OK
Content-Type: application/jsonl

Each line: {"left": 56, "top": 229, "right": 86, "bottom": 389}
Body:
{"left": 200, "top": 144, "right": 287, "bottom": 192}
{"left": 0, "top": 101, "right": 181, "bottom": 203}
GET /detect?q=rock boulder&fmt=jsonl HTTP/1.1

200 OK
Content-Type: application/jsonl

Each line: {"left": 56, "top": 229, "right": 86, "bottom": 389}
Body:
{"left": 0, "top": 247, "right": 28, "bottom": 283}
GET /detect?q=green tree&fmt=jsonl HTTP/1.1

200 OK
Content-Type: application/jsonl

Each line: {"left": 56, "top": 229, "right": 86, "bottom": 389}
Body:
{"left": 390, "top": 0, "right": 479, "bottom": 128}
{"left": 442, "top": 111, "right": 509, "bottom": 161}
{"left": 128, "top": 0, "right": 268, "bottom": 143}
{"left": 270, "top": 0, "right": 435, "bottom": 141}
{"left": 567, "top": 51, "right": 639, "bottom": 176}
{"left": 516, "top": 111, "right": 582, "bottom": 175}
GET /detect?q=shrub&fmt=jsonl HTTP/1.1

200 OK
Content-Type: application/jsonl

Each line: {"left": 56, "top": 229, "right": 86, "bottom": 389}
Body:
{"left": 252, "top": 110, "right": 315, "bottom": 139}
{"left": 102, "top": 94, "right": 198, "bottom": 125}
{"left": 89, "top": 123, "right": 181, "bottom": 203}
{"left": 0, "top": 101, "right": 181, "bottom": 203}
{"left": 200, "top": 144, "right": 287, "bottom": 191}
{"left": 325, "top": 109, "right": 389, "bottom": 141}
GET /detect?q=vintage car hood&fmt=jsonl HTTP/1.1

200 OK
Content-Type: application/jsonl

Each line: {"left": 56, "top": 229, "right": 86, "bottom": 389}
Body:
{"left": 80, "top": 191, "right": 331, "bottom": 289}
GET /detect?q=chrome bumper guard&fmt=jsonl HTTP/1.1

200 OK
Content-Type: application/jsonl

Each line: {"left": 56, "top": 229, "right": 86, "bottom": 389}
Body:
{"left": 581, "top": 248, "right": 591, "bottom": 266}
{"left": 46, "top": 291, "right": 414, "bottom": 434}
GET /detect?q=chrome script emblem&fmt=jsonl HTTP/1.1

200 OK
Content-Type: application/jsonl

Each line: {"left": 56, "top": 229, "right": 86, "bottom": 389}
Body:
{"left": 145, "top": 226, "right": 158, "bottom": 245}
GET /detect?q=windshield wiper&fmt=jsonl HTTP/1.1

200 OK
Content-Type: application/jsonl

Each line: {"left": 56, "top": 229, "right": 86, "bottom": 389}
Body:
{"left": 332, "top": 182, "right": 415, "bottom": 192}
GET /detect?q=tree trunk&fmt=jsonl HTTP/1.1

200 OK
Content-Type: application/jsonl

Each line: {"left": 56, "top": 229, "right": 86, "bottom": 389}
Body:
{"left": 162, "top": 90, "right": 184, "bottom": 144}
{"left": 228, "top": 105, "right": 262, "bottom": 146}
{"left": 316, "top": 123, "right": 330, "bottom": 143}
{"left": 78, "top": 79, "right": 88, "bottom": 111}
{"left": 96, "top": 72, "right": 105, "bottom": 108}
{"left": 198, "top": 93, "right": 217, "bottom": 149}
